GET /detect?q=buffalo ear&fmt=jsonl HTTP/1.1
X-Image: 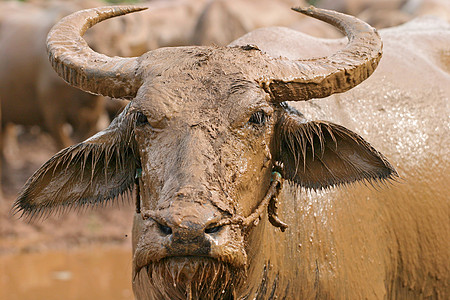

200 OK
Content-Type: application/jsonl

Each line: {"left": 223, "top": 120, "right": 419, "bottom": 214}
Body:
{"left": 275, "top": 110, "right": 397, "bottom": 189}
{"left": 13, "top": 107, "right": 138, "bottom": 219}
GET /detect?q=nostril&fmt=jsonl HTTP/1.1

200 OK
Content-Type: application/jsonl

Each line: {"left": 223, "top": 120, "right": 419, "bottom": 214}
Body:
{"left": 157, "top": 222, "right": 172, "bottom": 235}
{"left": 205, "top": 224, "right": 223, "bottom": 234}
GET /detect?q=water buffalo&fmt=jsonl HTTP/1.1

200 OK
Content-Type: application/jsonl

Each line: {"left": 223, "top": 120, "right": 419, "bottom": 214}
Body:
{"left": 192, "top": 0, "right": 343, "bottom": 47}
{"left": 13, "top": 5, "right": 448, "bottom": 299}
{"left": 0, "top": 1, "right": 106, "bottom": 149}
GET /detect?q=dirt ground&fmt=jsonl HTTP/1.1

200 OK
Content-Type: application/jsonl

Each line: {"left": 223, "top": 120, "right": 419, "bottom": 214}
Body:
{"left": 1, "top": 129, "right": 136, "bottom": 300}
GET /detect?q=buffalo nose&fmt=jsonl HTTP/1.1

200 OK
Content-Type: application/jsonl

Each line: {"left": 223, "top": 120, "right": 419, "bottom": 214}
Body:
{"left": 152, "top": 217, "right": 225, "bottom": 256}
{"left": 155, "top": 219, "right": 224, "bottom": 236}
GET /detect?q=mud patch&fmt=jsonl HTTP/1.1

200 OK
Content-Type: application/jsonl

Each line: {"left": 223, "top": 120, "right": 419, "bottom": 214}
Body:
{"left": 0, "top": 246, "right": 133, "bottom": 300}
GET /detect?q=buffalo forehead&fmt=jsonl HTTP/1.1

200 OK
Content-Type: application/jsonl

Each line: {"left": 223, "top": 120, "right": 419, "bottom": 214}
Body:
{"left": 138, "top": 46, "right": 265, "bottom": 77}
{"left": 132, "top": 72, "right": 269, "bottom": 127}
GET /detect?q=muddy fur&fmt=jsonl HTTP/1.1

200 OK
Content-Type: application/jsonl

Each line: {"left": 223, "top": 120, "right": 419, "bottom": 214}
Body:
{"left": 134, "top": 257, "right": 244, "bottom": 300}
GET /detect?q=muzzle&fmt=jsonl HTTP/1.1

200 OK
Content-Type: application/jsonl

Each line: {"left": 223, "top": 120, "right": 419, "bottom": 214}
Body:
{"left": 135, "top": 167, "right": 288, "bottom": 232}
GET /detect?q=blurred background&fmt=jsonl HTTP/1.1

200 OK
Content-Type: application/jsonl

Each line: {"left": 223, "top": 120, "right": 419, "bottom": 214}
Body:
{"left": 0, "top": 0, "right": 448, "bottom": 299}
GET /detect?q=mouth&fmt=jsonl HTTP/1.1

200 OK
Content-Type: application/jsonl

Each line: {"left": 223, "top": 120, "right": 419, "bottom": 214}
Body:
{"left": 135, "top": 256, "right": 245, "bottom": 299}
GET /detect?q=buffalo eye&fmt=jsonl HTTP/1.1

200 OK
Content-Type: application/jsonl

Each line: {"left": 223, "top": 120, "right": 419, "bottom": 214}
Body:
{"left": 157, "top": 223, "right": 172, "bottom": 235}
{"left": 248, "top": 110, "right": 266, "bottom": 125}
{"left": 205, "top": 224, "right": 223, "bottom": 234}
{"left": 135, "top": 112, "right": 149, "bottom": 126}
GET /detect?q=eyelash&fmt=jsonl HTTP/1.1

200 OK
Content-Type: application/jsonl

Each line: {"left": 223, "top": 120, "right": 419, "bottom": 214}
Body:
{"left": 135, "top": 112, "right": 149, "bottom": 126}
{"left": 248, "top": 110, "right": 267, "bottom": 125}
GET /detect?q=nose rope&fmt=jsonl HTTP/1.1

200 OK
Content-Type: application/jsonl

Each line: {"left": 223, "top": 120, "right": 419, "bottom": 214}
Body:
{"left": 214, "top": 171, "right": 288, "bottom": 231}
{"left": 267, "top": 172, "right": 289, "bottom": 232}
{"left": 136, "top": 169, "right": 288, "bottom": 232}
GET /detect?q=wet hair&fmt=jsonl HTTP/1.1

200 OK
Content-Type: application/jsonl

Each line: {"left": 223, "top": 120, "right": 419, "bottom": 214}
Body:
{"left": 134, "top": 257, "right": 244, "bottom": 299}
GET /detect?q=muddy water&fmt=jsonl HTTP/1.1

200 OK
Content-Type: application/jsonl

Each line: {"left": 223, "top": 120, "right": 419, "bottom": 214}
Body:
{"left": 0, "top": 246, "right": 133, "bottom": 300}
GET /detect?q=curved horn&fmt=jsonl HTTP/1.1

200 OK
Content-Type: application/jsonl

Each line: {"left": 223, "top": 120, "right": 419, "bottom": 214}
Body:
{"left": 47, "top": 6, "right": 147, "bottom": 99}
{"left": 259, "top": 6, "right": 382, "bottom": 102}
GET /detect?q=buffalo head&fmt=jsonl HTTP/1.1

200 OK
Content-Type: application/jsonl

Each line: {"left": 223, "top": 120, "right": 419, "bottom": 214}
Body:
{"left": 14, "top": 6, "right": 396, "bottom": 299}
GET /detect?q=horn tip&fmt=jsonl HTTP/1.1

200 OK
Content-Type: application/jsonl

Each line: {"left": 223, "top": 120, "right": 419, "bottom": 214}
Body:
{"left": 105, "top": 5, "right": 148, "bottom": 14}
{"left": 91, "top": 5, "right": 148, "bottom": 18}
{"left": 127, "top": 6, "right": 149, "bottom": 13}
{"left": 291, "top": 6, "right": 316, "bottom": 15}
